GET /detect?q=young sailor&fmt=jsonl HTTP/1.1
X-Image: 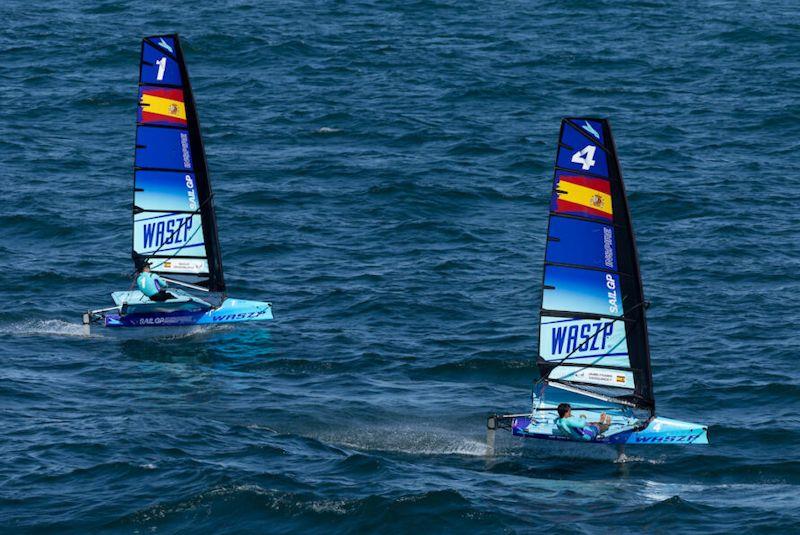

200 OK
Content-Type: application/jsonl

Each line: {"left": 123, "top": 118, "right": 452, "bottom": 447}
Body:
{"left": 136, "top": 262, "right": 176, "bottom": 302}
{"left": 554, "top": 403, "right": 612, "bottom": 441}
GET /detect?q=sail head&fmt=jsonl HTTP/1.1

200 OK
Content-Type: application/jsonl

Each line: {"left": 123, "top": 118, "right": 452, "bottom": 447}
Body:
{"left": 132, "top": 34, "right": 225, "bottom": 292}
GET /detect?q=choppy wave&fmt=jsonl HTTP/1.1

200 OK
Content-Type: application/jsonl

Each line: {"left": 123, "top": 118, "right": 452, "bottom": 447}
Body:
{"left": 2, "top": 0, "right": 800, "bottom": 531}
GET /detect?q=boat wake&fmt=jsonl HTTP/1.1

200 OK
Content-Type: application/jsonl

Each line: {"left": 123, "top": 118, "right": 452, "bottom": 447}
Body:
{"left": 319, "top": 427, "right": 490, "bottom": 457}
{"left": 102, "top": 323, "right": 237, "bottom": 340}
{"left": 0, "top": 319, "right": 92, "bottom": 338}
{"left": 0, "top": 318, "right": 239, "bottom": 340}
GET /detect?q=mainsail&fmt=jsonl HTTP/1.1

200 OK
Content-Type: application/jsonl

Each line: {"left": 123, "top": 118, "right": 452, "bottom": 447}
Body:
{"left": 132, "top": 34, "right": 225, "bottom": 292}
{"left": 537, "top": 118, "right": 653, "bottom": 413}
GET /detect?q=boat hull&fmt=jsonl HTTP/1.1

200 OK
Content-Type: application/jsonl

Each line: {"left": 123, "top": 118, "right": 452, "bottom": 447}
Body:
{"left": 510, "top": 415, "right": 708, "bottom": 445}
{"left": 101, "top": 297, "right": 272, "bottom": 328}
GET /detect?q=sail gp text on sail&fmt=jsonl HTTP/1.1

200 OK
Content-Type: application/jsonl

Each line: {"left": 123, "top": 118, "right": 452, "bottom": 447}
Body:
{"left": 606, "top": 273, "right": 619, "bottom": 314}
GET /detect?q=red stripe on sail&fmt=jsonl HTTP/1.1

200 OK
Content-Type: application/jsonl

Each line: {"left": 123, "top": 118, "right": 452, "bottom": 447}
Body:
{"left": 555, "top": 199, "right": 613, "bottom": 220}
{"left": 140, "top": 111, "right": 187, "bottom": 125}
{"left": 558, "top": 175, "right": 610, "bottom": 194}
{"left": 140, "top": 87, "right": 185, "bottom": 102}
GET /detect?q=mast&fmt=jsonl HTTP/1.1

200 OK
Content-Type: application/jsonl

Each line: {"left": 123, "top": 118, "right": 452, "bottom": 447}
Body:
{"left": 536, "top": 118, "right": 654, "bottom": 413}
{"left": 131, "top": 34, "right": 225, "bottom": 293}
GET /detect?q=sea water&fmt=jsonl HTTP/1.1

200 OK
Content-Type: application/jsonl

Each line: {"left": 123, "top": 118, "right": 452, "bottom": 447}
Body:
{"left": 1, "top": 1, "right": 799, "bottom": 532}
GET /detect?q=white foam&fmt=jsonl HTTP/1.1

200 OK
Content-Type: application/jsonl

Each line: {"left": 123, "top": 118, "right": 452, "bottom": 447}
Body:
{"left": 0, "top": 319, "right": 92, "bottom": 338}
{"left": 321, "top": 427, "right": 491, "bottom": 457}
{"left": 308, "top": 500, "right": 348, "bottom": 515}
{"left": 0, "top": 319, "right": 238, "bottom": 340}
{"left": 316, "top": 127, "right": 341, "bottom": 133}
{"left": 615, "top": 455, "right": 664, "bottom": 464}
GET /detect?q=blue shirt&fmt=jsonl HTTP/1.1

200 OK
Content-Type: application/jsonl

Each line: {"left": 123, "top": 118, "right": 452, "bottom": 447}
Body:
{"left": 136, "top": 271, "right": 168, "bottom": 297}
{"left": 555, "top": 416, "right": 592, "bottom": 441}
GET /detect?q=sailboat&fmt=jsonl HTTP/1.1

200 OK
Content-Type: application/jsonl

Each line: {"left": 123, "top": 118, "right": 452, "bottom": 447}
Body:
{"left": 487, "top": 118, "right": 707, "bottom": 446}
{"left": 83, "top": 34, "right": 273, "bottom": 329}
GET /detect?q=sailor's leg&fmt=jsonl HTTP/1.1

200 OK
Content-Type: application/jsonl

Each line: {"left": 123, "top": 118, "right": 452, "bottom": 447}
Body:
{"left": 590, "top": 420, "right": 612, "bottom": 433}
{"left": 149, "top": 291, "right": 173, "bottom": 302}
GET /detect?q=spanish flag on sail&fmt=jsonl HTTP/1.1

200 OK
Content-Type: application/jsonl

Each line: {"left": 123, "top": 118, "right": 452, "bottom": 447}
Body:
{"left": 553, "top": 174, "right": 613, "bottom": 221}
{"left": 138, "top": 87, "right": 187, "bottom": 126}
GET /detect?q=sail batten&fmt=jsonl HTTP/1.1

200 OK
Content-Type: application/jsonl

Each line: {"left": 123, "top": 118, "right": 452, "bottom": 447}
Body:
{"left": 537, "top": 118, "right": 654, "bottom": 412}
{"left": 132, "top": 34, "right": 225, "bottom": 292}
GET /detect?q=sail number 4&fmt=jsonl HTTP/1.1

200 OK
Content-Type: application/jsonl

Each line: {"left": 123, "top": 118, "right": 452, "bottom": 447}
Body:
{"left": 155, "top": 57, "right": 167, "bottom": 81}
{"left": 571, "top": 145, "right": 596, "bottom": 171}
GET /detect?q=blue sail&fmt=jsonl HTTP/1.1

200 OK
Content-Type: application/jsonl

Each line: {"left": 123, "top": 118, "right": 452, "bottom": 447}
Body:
{"left": 83, "top": 35, "right": 274, "bottom": 330}
{"left": 538, "top": 118, "right": 653, "bottom": 411}
{"left": 486, "top": 119, "right": 707, "bottom": 447}
{"left": 132, "top": 34, "right": 225, "bottom": 292}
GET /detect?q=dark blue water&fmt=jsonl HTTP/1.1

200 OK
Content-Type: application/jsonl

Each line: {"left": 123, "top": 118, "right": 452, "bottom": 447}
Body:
{"left": 2, "top": 1, "right": 799, "bottom": 532}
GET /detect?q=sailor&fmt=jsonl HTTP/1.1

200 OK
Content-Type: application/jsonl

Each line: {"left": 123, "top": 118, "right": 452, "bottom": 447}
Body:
{"left": 136, "top": 262, "right": 176, "bottom": 302}
{"left": 554, "top": 403, "right": 611, "bottom": 441}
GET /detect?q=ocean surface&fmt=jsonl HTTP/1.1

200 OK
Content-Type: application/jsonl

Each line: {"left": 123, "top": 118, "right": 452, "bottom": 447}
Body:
{"left": 2, "top": 1, "right": 799, "bottom": 532}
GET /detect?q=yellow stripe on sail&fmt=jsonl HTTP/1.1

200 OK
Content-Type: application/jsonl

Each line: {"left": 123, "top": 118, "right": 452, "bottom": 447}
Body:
{"left": 140, "top": 94, "right": 187, "bottom": 120}
{"left": 557, "top": 180, "right": 613, "bottom": 215}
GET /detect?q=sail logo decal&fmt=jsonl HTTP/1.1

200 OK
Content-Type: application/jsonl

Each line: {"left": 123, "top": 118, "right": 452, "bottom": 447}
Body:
{"left": 162, "top": 258, "right": 206, "bottom": 274}
{"left": 180, "top": 132, "right": 192, "bottom": 169}
{"left": 550, "top": 321, "right": 615, "bottom": 355}
{"left": 212, "top": 310, "right": 270, "bottom": 322}
{"left": 633, "top": 434, "right": 703, "bottom": 444}
{"left": 553, "top": 175, "right": 612, "bottom": 221}
{"left": 582, "top": 121, "right": 600, "bottom": 139}
{"left": 185, "top": 175, "right": 197, "bottom": 209}
{"left": 141, "top": 215, "right": 194, "bottom": 249}
{"left": 540, "top": 316, "right": 629, "bottom": 366}
{"left": 135, "top": 315, "right": 196, "bottom": 326}
{"left": 548, "top": 366, "right": 633, "bottom": 388}
{"left": 157, "top": 37, "right": 174, "bottom": 53}
{"left": 603, "top": 227, "right": 615, "bottom": 268}
{"left": 606, "top": 273, "right": 619, "bottom": 314}
{"left": 139, "top": 87, "right": 187, "bottom": 126}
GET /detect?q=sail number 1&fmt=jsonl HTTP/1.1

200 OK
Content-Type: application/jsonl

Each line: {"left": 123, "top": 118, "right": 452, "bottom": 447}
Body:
{"left": 571, "top": 145, "right": 596, "bottom": 171}
{"left": 155, "top": 57, "right": 167, "bottom": 81}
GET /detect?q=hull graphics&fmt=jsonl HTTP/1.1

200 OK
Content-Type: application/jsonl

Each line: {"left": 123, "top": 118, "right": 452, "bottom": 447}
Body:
{"left": 511, "top": 415, "right": 708, "bottom": 445}
{"left": 105, "top": 297, "right": 272, "bottom": 328}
